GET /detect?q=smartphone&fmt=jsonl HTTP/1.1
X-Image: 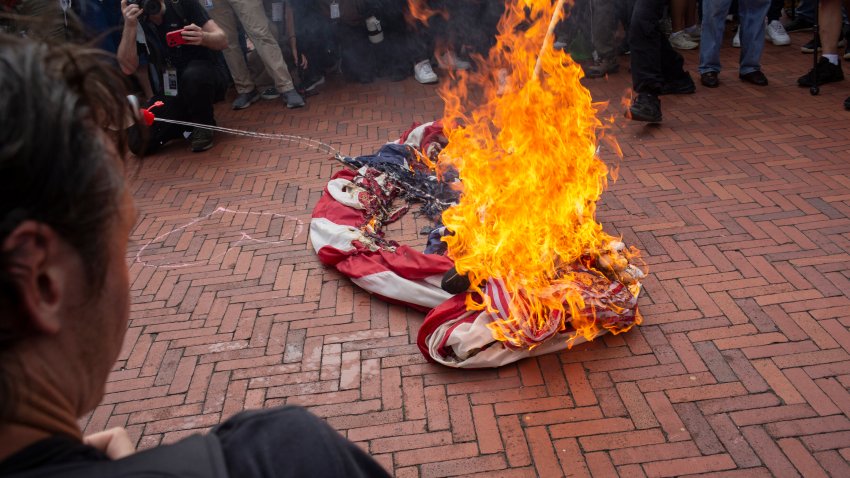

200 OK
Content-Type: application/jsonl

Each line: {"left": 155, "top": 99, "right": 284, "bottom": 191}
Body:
{"left": 166, "top": 29, "right": 187, "bottom": 47}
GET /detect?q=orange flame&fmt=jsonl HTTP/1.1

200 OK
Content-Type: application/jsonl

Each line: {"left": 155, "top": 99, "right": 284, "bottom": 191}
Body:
{"left": 405, "top": 0, "right": 448, "bottom": 26}
{"left": 436, "top": 0, "right": 640, "bottom": 347}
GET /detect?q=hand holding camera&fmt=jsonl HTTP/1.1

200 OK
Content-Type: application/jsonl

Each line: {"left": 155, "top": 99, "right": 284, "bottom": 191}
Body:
{"left": 120, "top": 0, "right": 144, "bottom": 26}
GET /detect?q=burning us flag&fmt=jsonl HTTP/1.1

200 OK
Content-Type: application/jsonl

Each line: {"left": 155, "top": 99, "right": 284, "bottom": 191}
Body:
{"left": 311, "top": 0, "right": 647, "bottom": 368}
{"left": 431, "top": 0, "right": 646, "bottom": 352}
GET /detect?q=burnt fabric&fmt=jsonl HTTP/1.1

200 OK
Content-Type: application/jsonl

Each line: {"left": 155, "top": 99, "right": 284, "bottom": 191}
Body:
{"left": 310, "top": 123, "right": 642, "bottom": 368}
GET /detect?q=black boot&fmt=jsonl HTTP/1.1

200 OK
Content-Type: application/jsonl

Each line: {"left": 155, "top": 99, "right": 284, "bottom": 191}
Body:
{"left": 627, "top": 93, "right": 662, "bottom": 123}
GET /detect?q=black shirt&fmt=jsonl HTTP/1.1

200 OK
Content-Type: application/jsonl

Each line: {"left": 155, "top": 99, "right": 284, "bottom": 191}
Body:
{"left": 0, "top": 407, "right": 389, "bottom": 478}
{"left": 147, "top": 0, "right": 214, "bottom": 70}
{"left": 0, "top": 436, "right": 107, "bottom": 476}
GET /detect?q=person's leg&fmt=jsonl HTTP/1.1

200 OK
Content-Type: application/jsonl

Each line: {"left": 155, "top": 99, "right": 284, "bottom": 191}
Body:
{"left": 793, "top": 0, "right": 816, "bottom": 24}
{"left": 591, "top": 0, "right": 620, "bottom": 59}
{"left": 213, "top": 406, "right": 391, "bottom": 478}
{"left": 586, "top": 0, "right": 621, "bottom": 76}
{"left": 698, "top": 0, "right": 733, "bottom": 75}
{"left": 766, "top": 0, "right": 782, "bottom": 21}
{"left": 797, "top": 0, "right": 845, "bottom": 87}
{"left": 179, "top": 60, "right": 217, "bottom": 125}
{"left": 671, "top": 0, "right": 688, "bottom": 32}
{"left": 630, "top": 0, "right": 668, "bottom": 93}
{"left": 820, "top": 0, "right": 845, "bottom": 57}
{"left": 179, "top": 60, "right": 218, "bottom": 152}
{"left": 228, "top": 0, "right": 296, "bottom": 94}
{"left": 209, "top": 0, "right": 256, "bottom": 95}
{"left": 738, "top": 0, "right": 770, "bottom": 75}
{"left": 628, "top": 0, "right": 667, "bottom": 121}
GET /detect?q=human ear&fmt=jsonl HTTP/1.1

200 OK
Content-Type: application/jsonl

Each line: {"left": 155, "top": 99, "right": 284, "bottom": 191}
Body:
{"left": 2, "top": 221, "right": 65, "bottom": 335}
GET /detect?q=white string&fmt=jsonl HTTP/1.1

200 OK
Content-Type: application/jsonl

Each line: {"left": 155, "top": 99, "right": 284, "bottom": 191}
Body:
{"left": 153, "top": 117, "right": 344, "bottom": 158}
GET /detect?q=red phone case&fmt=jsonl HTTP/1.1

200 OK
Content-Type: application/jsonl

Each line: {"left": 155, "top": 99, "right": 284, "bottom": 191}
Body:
{"left": 166, "top": 30, "right": 186, "bottom": 47}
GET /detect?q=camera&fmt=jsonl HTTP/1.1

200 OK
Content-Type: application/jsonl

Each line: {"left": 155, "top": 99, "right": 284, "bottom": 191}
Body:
{"left": 128, "top": 0, "right": 162, "bottom": 17}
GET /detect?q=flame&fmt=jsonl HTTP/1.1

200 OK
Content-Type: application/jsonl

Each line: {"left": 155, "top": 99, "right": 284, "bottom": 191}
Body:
{"left": 436, "top": 0, "right": 640, "bottom": 347}
{"left": 405, "top": 0, "right": 448, "bottom": 26}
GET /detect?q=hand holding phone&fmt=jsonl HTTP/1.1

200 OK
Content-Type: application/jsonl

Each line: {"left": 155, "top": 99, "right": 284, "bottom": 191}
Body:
{"left": 166, "top": 29, "right": 187, "bottom": 47}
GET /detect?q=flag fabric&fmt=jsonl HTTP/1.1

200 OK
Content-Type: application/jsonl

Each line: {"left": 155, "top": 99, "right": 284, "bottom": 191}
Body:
{"left": 309, "top": 123, "right": 641, "bottom": 368}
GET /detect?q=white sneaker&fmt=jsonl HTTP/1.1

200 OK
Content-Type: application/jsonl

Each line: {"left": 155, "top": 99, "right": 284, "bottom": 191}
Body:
{"left": 414, "top": 60, "right": 438, "bottom": 84}
{"left": 732, "top": 28, "right": 741, "bottom": 48}
{"left": 684, "top": 24, "right": 701, "bottom": 41}
{"left": 765, "top": 20, "right": 791, "bottom": 46}
{"left": 437, "top": 51, "right": 471, "bottom": 71}
{"left": 669, "top": 31, "right": 698, "bottom": 50}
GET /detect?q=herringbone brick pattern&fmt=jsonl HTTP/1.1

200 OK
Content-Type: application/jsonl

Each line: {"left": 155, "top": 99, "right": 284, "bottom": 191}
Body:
{"left": 84, "top": 33, "right": 850, "bottom": 476}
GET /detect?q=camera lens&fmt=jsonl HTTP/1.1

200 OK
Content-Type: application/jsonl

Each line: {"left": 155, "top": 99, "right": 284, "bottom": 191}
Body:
{"left": 143, "top": 0, "right": 162, "bottom": 16}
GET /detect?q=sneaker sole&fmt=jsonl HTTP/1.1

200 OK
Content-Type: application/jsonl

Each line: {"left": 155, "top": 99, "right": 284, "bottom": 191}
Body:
{"left": 191, "top": 142, "right": 214, "bottom": 152}
{"left": 627, "top": 108, "right": 662, "bottom": 123}
{"left": 286, "top": 102, "right": 305, "bottom": 109}
{"left": 768, "top": 37, "right": 791, "bottom": 46}
{"left": 232, "top": 95, "right": 261, "bottom": 110}
{"left": 584, "top": 65, "right": 620, "bottom": 79}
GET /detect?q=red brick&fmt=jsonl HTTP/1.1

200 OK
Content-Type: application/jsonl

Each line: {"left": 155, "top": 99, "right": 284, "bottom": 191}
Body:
{"left": 616, "top": 382, "right": 658, "bottom": 429}
{"left": 553, "top": 437, "right": 591, "bottom": 477}
{"left": 419, "top": 455, "right": 506, "bottom": 478}
{"left": 608, "top": 441, "right": 701, "bottom": 466}
{"left": 549, "top": 417, "right": 634, "bottom": 439}
{"left": 644, "top": 391, "right": 689, "bottom": 442}
{"left": 498, "top": 415, "right": 531, "bottom": 467}
{"left": 524, "top": 427, "right": 561, "bottom": 477}
{"left": 741, "top": 425, "right": 800, "bottom": 477}
{"left": 563, "top": 363, "right": 597, "bottom": 406}
{"left": 472, "top": 404, "right": 503, "bottom": 454}
{"left": 777, "top": 438, "right": 829, "bottom": 478}
{"left": 706, "top": 413, "right": 761, "bottom": 468}
{"left": 641, "top": 454, "right": 736, "bottom": 478}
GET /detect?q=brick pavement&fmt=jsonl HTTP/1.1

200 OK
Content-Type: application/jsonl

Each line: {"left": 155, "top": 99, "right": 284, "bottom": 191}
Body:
{"left": 86, "top": 32, "right": 850, "bottom": 477}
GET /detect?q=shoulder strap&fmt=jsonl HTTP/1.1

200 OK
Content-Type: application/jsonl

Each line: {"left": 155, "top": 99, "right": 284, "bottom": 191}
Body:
{"left": 169, "top": 0, "right": 191, "bottom": 26}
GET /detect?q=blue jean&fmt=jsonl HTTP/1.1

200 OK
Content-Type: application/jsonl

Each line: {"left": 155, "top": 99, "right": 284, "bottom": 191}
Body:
{"left": 699, "top": 0, "right": 770, "bottom": 75}
{"left": 795, "top": 0, "right": 815, "bottom": 23}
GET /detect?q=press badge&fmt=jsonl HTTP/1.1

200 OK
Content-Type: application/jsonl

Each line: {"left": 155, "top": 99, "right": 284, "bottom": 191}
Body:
{"left": 271, "top": 2, "right": 283, "bottom": 21}
{"left": 330, "top": 1, "right": 340, "bottom": 19}
{"left": 164, "top": 67, "right": 178, "bottom": 96}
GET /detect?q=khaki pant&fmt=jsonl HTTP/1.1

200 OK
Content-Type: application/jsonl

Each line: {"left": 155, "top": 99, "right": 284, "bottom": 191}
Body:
{"left": 210, "top": 0, "right": 294, "bottom": 93}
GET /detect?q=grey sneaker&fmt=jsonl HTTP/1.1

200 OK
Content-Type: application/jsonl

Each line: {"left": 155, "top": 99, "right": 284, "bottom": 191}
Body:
{"left": 232, "top": 90, "right": 260, "bottom": 110}
{"left": 260, "top": 87, "right": 280, "bottom": 100}
{"left": 190, "top": 127, "right": 214, "bottom": 152}
{"left": 584, "top": 57, "right": 619, "bottom": 78}
{"left": 282, "top": 88, "right": 305, "bottom": 109}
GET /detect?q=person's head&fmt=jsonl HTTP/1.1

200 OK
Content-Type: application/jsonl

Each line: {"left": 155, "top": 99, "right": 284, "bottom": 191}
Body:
{"left": 0, "top": 35, "right": 137, "bottom": 426}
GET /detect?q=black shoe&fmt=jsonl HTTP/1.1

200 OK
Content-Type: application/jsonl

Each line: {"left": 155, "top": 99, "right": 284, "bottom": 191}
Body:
{"left": 845, "top": 96, "right": 850, "bottom": 110}
{"left": 584, "top": 57, "right": 619, "bottom": 78}
{"left": 627, "top": 93, "right": 662, "bottom": 123}
{"left": 660, "top": 72, "right": 696, "bottom": 95}
{"left": 798, "top": 57, "right": 844, "bottom": 87}
{"left": 802, "top": 35, "right": 846, "bottom": 53}
{"left": 700, "top": 71, "right": 720, "bottom": 88}
{"left": 785, "top": 17, "right": 814, "bottom": 33}
{"left": 740, "top": 70, "right": 768, "bottom": 86}
{"left": 801, "top": 36, "right": 820, "bottom": 53}
{"left": 190, "top": 127, "right": 214, "bottom": 152}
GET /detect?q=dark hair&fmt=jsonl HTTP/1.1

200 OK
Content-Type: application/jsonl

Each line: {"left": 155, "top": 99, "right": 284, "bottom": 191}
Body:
{"left": 0, "top": 34, "right": 133, "bottom": 420}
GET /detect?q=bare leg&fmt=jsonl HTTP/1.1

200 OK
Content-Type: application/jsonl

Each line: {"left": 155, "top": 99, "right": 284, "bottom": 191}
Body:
{"left": 670, "top": 0, "right": 687, "bottom": 32}
{"left": 820, "top": 0, "right": 842, "bottom": 55}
